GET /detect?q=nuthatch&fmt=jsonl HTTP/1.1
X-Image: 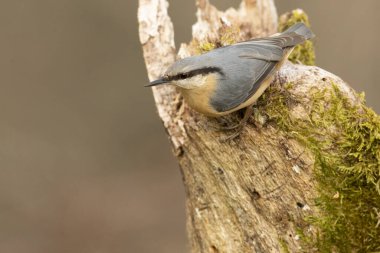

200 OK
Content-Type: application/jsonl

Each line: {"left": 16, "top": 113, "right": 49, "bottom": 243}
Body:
{"left": 147, "top": 23, "right": 314, "bottom": 138}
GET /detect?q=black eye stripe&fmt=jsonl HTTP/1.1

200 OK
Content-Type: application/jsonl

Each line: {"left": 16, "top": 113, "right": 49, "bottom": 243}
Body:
{"left": 168, "top": 67, "right": 224, "bottom": 81}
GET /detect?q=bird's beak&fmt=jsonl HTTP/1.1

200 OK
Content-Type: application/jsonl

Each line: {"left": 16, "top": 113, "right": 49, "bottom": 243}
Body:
{"left": 145, "top": 78, "right": 169, "bottom": 87}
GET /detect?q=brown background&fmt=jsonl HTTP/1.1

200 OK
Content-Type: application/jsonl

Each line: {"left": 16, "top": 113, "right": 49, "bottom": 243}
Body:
{"left": 0, "top": 0, "right": 379, "bottom": 252}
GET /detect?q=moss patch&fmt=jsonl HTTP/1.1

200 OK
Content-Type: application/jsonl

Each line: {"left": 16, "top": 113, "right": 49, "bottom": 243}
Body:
{"left": 193, "top": 24, "right": 240, "bottom": 54}
{"left": 279, "top": 238, "right": 291, "bottom": 253}
{"left": 256, "top": 83, "right": 380, "bottom": 252}
{"left": 279, "top": 9, "right": 316, "bottom": 66}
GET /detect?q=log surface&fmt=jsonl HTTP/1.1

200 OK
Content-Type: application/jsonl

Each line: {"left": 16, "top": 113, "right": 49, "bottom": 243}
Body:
{"left": 138, "top": 1, "right": 359, "bottom": 252}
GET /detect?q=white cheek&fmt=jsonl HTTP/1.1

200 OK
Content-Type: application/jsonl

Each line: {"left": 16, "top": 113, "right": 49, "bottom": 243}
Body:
{"left": 176, "top": 75, "right": 207, "bottom": 89}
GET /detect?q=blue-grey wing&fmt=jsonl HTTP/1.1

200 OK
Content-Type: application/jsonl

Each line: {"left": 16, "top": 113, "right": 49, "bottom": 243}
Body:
{"left": 208, "top": 23, "right": 313, "bottom": 112}
{"left": 209, "top": 42, "right": 280, "bottom": 112}
{"left": 210, "top": 57, "right": 277, "bottom": 112}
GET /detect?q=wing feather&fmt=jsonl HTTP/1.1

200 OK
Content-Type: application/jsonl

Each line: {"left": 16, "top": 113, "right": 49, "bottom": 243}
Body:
{"left": 210, "top": 59, "right": 277, "bottom": 112}
{"left": 209, "top": 24, "right": 312, "bottom": 112}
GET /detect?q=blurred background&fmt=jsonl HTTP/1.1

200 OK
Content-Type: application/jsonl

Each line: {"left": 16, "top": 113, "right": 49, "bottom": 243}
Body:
{"left": 0, "top": 0, "right": 379, "bottom": 252}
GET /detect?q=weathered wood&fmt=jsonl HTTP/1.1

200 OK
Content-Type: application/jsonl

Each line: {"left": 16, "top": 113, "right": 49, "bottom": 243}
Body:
{"left": 138, "top": 1, "right": 364, "bottom": 252}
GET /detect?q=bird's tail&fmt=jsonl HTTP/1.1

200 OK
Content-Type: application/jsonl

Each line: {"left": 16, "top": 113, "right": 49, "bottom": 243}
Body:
{"left": 283, "top": 22, "right": 314, "bottom": 40}
{"left": 279, "top": 22, "right": 315, "bottom": 47}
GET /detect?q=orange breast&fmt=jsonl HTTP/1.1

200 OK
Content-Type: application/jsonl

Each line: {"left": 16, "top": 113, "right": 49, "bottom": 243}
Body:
{"left": 178, "top": 74, "right": 221, "bottom": 117}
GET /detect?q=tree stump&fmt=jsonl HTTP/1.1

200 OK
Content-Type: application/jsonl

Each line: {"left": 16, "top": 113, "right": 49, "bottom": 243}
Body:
{"left": 138, "top": 0, "right": 380, "bottom": 252}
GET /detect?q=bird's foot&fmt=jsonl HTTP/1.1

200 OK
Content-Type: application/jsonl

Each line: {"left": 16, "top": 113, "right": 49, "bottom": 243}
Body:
{"left": 217, "top": 122, "right": 242, "bottom": 131}
{"left": 218, "top": 105, "right": 254, "bottom": 142}
{"left": 219, "top": 123, "right": 245, "bottom": 142}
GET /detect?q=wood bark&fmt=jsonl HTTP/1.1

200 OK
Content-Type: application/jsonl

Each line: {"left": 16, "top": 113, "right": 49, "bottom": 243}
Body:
{"left": 138, "top": 1, "right": 361, "bottom": 252}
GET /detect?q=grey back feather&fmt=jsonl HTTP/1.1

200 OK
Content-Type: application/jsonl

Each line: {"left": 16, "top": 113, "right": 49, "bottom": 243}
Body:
{"left": 208, "top": 22, "right": 313, "bottom": 112}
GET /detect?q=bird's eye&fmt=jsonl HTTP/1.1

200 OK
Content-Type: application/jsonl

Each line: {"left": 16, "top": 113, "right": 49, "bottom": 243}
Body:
{"left": 179, "top": 73, "right": 188, "bottom": 79}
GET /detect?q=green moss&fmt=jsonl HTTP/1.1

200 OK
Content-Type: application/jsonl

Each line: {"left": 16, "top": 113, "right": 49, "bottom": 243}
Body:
{"left": 279, "top": 238, "right": 291, "bottom": 253}
{"left": 256, "top": 83, "right": 380, "bottom": 252}
{"left": 197, "top": 41, "right": 216, "bottom": 54}
{"left": 278, "top": 9, "right": 316, "bottom": 66}
{"left": 195, "top": 25, "right": 240, "bottom": 54}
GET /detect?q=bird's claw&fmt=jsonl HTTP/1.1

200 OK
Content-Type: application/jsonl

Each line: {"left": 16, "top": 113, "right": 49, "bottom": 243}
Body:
{"left": 219, "top": 124, "right": 245, "bottom": 142}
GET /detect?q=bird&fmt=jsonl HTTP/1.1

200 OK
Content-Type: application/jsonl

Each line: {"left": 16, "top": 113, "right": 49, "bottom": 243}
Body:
{"left": 146, "top": 22, "right": 314, "bottom": 139}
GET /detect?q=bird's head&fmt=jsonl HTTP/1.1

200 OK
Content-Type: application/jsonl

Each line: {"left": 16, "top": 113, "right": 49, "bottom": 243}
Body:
{"left": 146, "top": 56, "right": 224, "bottom": 90}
